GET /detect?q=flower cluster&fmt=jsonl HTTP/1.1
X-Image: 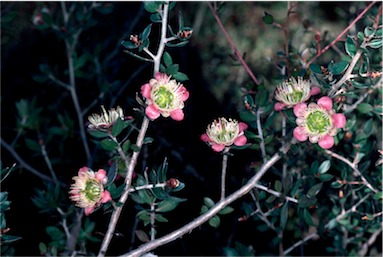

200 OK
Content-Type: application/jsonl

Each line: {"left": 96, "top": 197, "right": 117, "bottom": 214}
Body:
{"left": 141, "top": 72, "right": 189, "bottom": 121}
{"left": 88, "top": 105, "right": 124, "bottom": 131}
{"left": 293, "top": 96, "right": 346, "bottom": 149}
{"left": 69, "top": 167, "right": 112, "bottom": 216}
{"left": 274, "top": 77, "right": 320, "bottom": 111}
{"left": 201, "top": 117, "right": 248, "bottom": 152}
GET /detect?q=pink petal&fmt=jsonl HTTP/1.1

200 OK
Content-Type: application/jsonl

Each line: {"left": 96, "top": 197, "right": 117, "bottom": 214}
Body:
{"left": 200, "top": 134, "right": 211, "bottom": 142}
{"left": 78, "top": 166, "right": 89, "bottom": 174}
{"left": 101, "top": 190, "right": 112, "bottom": 203}
{"left": 141, "top": 83, "right": 152, "bottom": 99}
{"left": 318, "top": 134, "right": 334, "bottom": 149}
{"left": 234, "top": 135, "right": 247, "bottom": 146}
{"left": 239, "top": 122, "right": 248, "bottom": 132}
{"left": 212, "top": 143, "right": 225, "bottom": 152}
{"left": 310, "top": 86, "right": 321, "bottom": 96}
{"left": 84, "top": 207, "right": 94, "bottom": 216}
{"left": 317, "top": 96, "right": 333, "bottom": 111}
{"left": 155, "top": 72, "right": 168, "bottom": 81}
{"left": 180, "top": 86, "right": 190, "bottom": 101}
{"left": 95, "top": 169, "right": 107, "bottom": 183}
{"left": 293, "top": 103, "right": 307, "bottom": 117}
{"left": 145, "top": 104, "right": 160, "bottom": 120}
{"left": 293, "top": 127, "right": 308, "bottom": 142}
{"left": 274, "top": 102, "right": 286, "bottom": 111}
{"left": 170, "top": 109, "right": 184, "bottom": 121}
{"left": 332, "top": 113, "right": 346, "bottom": 128}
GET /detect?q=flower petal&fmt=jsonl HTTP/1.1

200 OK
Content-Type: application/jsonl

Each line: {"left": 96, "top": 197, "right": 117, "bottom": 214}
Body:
{"left": 180, "top": 86, "right": 190, "bottom": 101}
{"left": 332, "top": 113, "right": 346, "bottom": 128}
{"left": 274, "top": 102, "right": 286, "bottom": 111}
{"left": 84, "top": 207, "right": 94, "bottom": 216}
{"left": 293, "top": 103, "right": 307, "bottom": 117}
{"left": 310, "top": 86, "right": 321, "bottom": 96}
{"left": 78, "top": 166, "right": 89, "bottom": 174}
{"left": 170, "top": 109, "right": 184, "bottom": 121}
{"left": 318, "top": 134, "right": 334, "bottom": 149}
{"left": 234, "top": 135, "right": 247, "bottom": 146}
{"left": 155, "top": 72, "right": 168, "bottom": 81}
{"left": 141, "top": 83, "right": 152, "bottom": 99}
{"left": 145, "top": 104, "right": 160, "bottom": 120}
{"left": 293, "top": 126, "right": 308, "bottom": 141}
{"left": 212, "top": 143, "right": 226, "bottom": 152}
{"left": 239, "top": 122, "right": 248, "bottom": 132}
{"left": 200, "top": 133, "right": 211, "bottom": 142}
{"left": 317, "top": 96, "right": 333, "bottom": 111}
{"left": 101, "top": 190, "right": 112, "bottom": 203}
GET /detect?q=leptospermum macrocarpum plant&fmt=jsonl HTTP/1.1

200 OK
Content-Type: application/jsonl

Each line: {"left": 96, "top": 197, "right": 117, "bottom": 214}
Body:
{"left": 1, "top": 1, "right": 382, "bottom": 257}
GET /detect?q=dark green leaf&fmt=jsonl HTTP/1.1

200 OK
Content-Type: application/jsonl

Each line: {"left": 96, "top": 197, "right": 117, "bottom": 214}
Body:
{"left": 318, "top": 160, "right": 331, "bottom": 174}
{"left": 309, "top": 63, "right": 322, "bottom": 74}
{"left": 166, "top": 64, "right": 179, "bottom": 75}
{"left": 263, "top": 12, "right": 274, "bottom": 25}
{"left": 351, "top": 80, "right": 370, "bottom": 89}
{"left": 163, "top": 51, "right": 173, "bottom": 67}
{"left": 203, "top": 197, "right": 215, "bottom": 208}
{"left": 239, "top": 110, "right": 256, "bottom": 123}
{"left": 280, "top": 202, "right": 289, "bottom": 229}
{"left": 88, "top": 129, "right": 109, "bottom": 138}
{"left": 329, "top": 61, "right": 349, "bottom": 75}
{"left": 307, "top": 183, "right": 322, "bottom": 197}
{"left": 150, "top": 13, "right": 162, "bottom": 23}
{"left": 368, "top": 38, "right": 383, "bottom": 49}
{"left": 362, "top": 119, "right": 373, "bottom": 136}
{"left": 298, "top": 195, "right": 317, "bottom": 208}
{"left": 46, "top": 226, "right": 64, "bottom": 240}
{"left": 25, "top": 138, "right": 40, "bottom": 152}
{"left": 165, "top": 41, "right": 189, "bottom": 47}
{"left": 172, "top": 72, "right": 189, "bottom": 82}
{"left": 345, "top": 36, "right": 357, "bottom": 57}
{"left": 303, "top": 208, "right": 316, "bottom": 226}
{"left": 156, "top": 199, "right": 179, "bottom": 212}
{"left": 208, "top": 215, "right": 220, "bottom": 228}
{"left": 144, "top": 2, "right": 161, "bottom": 13}
{"left": 141, "top": 24, "right": 152, "bottom": 40}
{"left": 121, "top": 40, "right": 138, "bottom": 49}
{"left": 274, "top": 180, "right": 282, "bottom": 192}
{"left": 155, "top": 213, "right": 169, "bottom": 223}
{"left": 331, "top": 180, "right": 343, "bottom": 188}
{"left": 100, "top": 138, "right": 118, "bottom": 151}
{"left": 218, "top": 206, "right": 234, "bottom": 215}
{"left": 364, "top": 26, "right": 375, "bottom": 38}
{"left": 319, "top": 174, "right": 334, "bottom": 181}
{"left": 357, "top": 103, "right": 373, "bottom": 114}
{"left": 111, "top": 118, "right": 125, "bottom": 137}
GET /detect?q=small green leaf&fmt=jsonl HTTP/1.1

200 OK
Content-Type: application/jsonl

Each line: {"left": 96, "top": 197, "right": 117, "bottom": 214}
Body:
{"left": 46, "top": 226, "right": 64, "bottom": 240}
{"left": 357, "top": 103, "right": 373, "bottom": 114}
{"left": 155, "top": 213, "right": 168, "bottom": 222}
{"left": 100, "top": 138, "right": 118, "bottom": 151}
{"left": 172, "top": 72, "right": 189, "bottom": 82}
{"left": 318, "top": 160, "right": 331, "bottom": 174}
{"left": 112, "top": 118, "right": 126, "bottom": 137}
{"left": 263, "top": 12, "right": 274, "bottom": 25}
{"left": 329, "top": 60, "right": 349, "bottom": 75}
{"left": 368, "top": 38, "right": 383, "bottom": 49}
{"left": 208, "top": 215, "right": 220, "bottom": 228}
{"left": 373, "top": 191, "right": 382, "bottom": 200}
{"left": 319, "top": 174, "right": 334, "bottom": 181}
{"left": 274, "top": 180, "right": 282, "bottom": 192}
{"left": 331, "top": 181, "right": 343, "bottom": 188}
{"left": 309, "top": 63, "right": 322, "bottom": 74}
{"left": 280, "top": 202, "right": 289, "bottom": 229}
{"left": 218, "top": 206, "right": 234, "bottom": 215}
{"left": 303, "top": 208, "right": 316, "bottom": 226}
{"left": 345, "top": 36, "right": 357, "bottom": 57}
{"left": 204, "top": 197, "right": 215, "bottom": 208}
{"left": 144, "top": 2, "right": 161, "bottom": 13}
{"left": 307, "top": 183, "right": 323, "bottom": 197}
{"left": 121, "top": 40, "right": 138, "bottom": 49}
{"left": 298, "top": 195, "right": 316, "bottom": 208}
{"left": 141, "top": 24, "right": 152, "bottom": 40}
{"left": 364, "top": 26, "right": 375, "bottom": 38}
{"left": 150, "top": 12, "right": 162, "bottom": 23}
{"left": 156, "top": 199, "right": 179, "bottom": 213}
{"left": 39, "top": 242, "right": 47, "bottom": 254}
{"left": 362, "top": 119, "right": 373, "bottom": 136}
{"left": 166, "top": 64, "right": 179, "bottom": 75}
{"left": 135, "top": 230, "right": 149, "bottom": 242}
{"left": 163, "top": 52, "right": 173, "bottom": 67}
{"left": 88, "top": 129, "right": 109, "bottom": 138}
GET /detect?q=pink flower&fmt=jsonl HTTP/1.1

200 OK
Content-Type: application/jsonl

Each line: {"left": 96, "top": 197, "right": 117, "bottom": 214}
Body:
{"left": 274, "top": 77, "right": 321, "bottom": 111}
{"left": 69, "top": 167, "right": 112, "bottom": 215}
{"left": 293, "top": 96, "right": 346, "bottom": 149}
{"left": 141, "top": 72, "right": 189, "bottom": 121}
{"left": 201, "top": 117, "right": 248, "bottom": 152}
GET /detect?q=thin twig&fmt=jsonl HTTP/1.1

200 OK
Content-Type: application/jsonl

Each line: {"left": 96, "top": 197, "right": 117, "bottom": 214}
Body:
{"left": 220, "top": 148, "right": 229, "bottom": 200}
{"left": 257, "top": 108, "right": 267, "bottom": 164}
{"left": 253, "top": 183, "right": 298, "bottom": 204}
{"left": 40, "top": 140, "right": 59, "bottom": 185}
{"left": 119, "top": 142, "right": 291, "bottom": 257}
{"left": 306, "top": 1, "right": 377, "bottom": 67}
{"left": 325, "top": 149, "right": 378, "bottom": 193}
{"left": 207, "top": 2, "right": 259, "bottom": 85}
{"left": 0, "top": 138, "right": 65, "bottom": 186}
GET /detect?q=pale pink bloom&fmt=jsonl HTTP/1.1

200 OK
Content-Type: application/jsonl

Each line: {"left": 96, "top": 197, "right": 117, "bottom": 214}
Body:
{"left": 141, "top": 72, "right": 189, "bottom": 121}
{"left": 69, "top": 167, "right": 112, "bottom": 215}
{"left": 293, "top": 96, "right": 346, "bottom": 149}
{"left": 274, "top": 77, "right": 321, "bottom": 111}
{"left": 88, "top": 105, "right": 124, "bottom": 131}
{"left": 201, "top": 117, "right": 248, "bottom": 152}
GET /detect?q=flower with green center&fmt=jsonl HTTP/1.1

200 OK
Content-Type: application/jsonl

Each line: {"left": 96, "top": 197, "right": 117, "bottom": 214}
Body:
{"left": 88, "top": 105, "right": 124, "bottom": 130}
{"left": 200, "top": 117, "right": 248, "bottom": 152}
{"left": 69, "top": 167, "right": 112, "bottom": 216}
{"left": 293, "top": 96, "right": 346, "bottom": 149}
{"left": 274, "top": 77, "right": 321, "bottom": 111}
{"left": 141, "top": 72, "right": 189, "bottom": 121}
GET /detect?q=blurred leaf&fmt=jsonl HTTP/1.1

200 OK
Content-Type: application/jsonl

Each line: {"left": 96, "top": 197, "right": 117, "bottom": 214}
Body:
{"left": 39, "top": 242, "right": 47, "bottom": 254}
{"left": 46, "top": 226, "right": 64, "bottom": 241}
{"left": 303, "top": 208, "right": 316, "bottom": 226}
{"left": 357, "top": 103, "right": 373, "bottom": 114}
{"left": 364, "top": 26, "right": 375, "bottom": 38}
{"left": 144, "top": 2, "right": 161, "bottom": 13}
{"left": 156, "top": 199, "right": 179, "bottom": 212}
{"left": 345, "top": 36, "right": 357, "bottom": 57}
{"left": 111, "top": 118, "right": 126, "bottom": 137}
{"left": 280, "top": 201, "right": 289, "bottom": 229}
{"left": 307, "top": 183, "right": 322, "bottom": 197}
{"left": 239, "top": 110, "right": 257, "bottom": 123}
{"left": 298, "top": 195, "right": 316, "bottom": 208}
{"left": 88, "top": 129, "right": 109, "bottom": 138}
{"left": 263, "top": 12, "right": 274, "bottom": 25}
{"left": 331, "top": 181, "right": 343, "bottom": 188}
{"left": 150, "top": 12, "right": 162, "bottom": 23}
{"left": 274, "top": 180, "right": 282, "bottom": 192}
{"left": 218, "top": 206, "right": 234, "bottom": 215}
{"left": 100, "top": 138, "right": 118, "bottom": 151}
{"left": 166, "top": 64, "right": 179, "bottom": 75}
{"left": 319, "top": 174, "right": 334, "bottom": 181}
{"left": 368, "top": 38, "right": 383, "bottom": 49}
{"left": 318, "top": 160, "right": 331, "bottom": 174}
{"left": 141, "top": 24, "right": 152, "bottom": 40}
{"left": 309, "top": 63, "right": 322, "bottom": 74}
{"left": 25, "top": 138, "right": 40, "bottom": 152}
{"left": 362, "top": 119, "right": 373, "bottom": 136}
{"left": 121, "top": 40, "right": 138, "bottom": 49}
{"left": 203, "top": 197, "right": 215, "bottom": 208}
{"left": 208, "top": 215, "right": 220, "bottom": 228}
{"left": 155, "top": 213, "right": 168, "bottom": 222}
{"left": 165, "top": 41, "right": 189, "bottom": 47}
{"left": 135, "top": 230, "right": 149, "bottom": 242}
{"left": 329, "top": 60, "right": 349, "bottom": 75}
{"left": 172, "top": 72, "right": 189, "bottom": 82}
{"left": 163, "top": 51, "right": 173, "bottom": 67}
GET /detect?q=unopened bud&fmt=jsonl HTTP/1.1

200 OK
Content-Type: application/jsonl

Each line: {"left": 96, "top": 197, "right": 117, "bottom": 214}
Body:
{"left": 166, "top": 178, "right": 179, "bottom": 189}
